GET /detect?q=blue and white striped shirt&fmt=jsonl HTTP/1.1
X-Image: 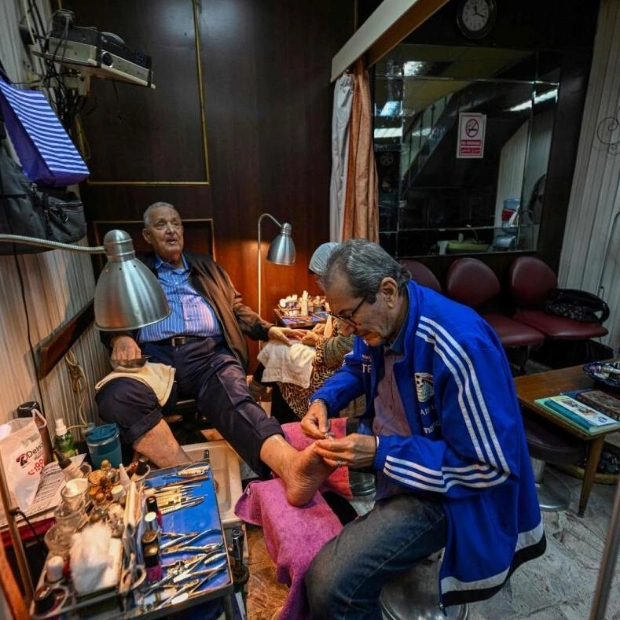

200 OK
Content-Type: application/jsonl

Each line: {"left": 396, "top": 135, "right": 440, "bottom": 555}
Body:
{"left": 138, "top": 255, "right": 222, "bottom": 343}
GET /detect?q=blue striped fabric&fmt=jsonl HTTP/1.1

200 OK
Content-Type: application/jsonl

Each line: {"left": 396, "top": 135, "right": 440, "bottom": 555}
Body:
{"left": 0, "top": 77, "right": 89, "bottom": 187}
{"left": 138, "top": 256, "right": 223, "bottom": 343}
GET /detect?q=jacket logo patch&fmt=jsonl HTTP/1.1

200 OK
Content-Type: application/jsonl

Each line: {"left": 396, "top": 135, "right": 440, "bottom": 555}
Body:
{"left": 415, "top": 372, "right": 434, "bottom": 402}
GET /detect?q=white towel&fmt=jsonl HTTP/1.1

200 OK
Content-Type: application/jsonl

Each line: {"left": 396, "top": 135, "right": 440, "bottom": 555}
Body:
{"left": 257, "top": 342, "right": 316, "bottom": 388}
{"left": 94, "top": 362, "right": 176, "bottom": 406}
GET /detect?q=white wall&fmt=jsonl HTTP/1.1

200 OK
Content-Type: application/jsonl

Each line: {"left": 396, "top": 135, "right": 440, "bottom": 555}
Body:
{"left": 559, "top": 0, "right": 620, "bottom": 351}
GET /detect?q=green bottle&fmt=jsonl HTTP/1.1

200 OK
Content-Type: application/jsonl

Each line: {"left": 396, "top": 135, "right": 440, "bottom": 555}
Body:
{"left": 54, "top": 418, "right": 77, "bottom": 458}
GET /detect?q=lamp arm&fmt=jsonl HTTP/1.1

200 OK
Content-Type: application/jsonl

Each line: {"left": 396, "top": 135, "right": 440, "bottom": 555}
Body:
{"left": 0, "top": 234, "right": 105, "bottom": 254}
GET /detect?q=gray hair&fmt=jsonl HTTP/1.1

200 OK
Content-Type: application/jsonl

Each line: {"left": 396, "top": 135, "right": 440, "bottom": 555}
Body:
{"left": 318, "top": 238, "right": 411, "bottom": 303}
{"left": 309, "top": 242, "right": 340, "bottom": 275}
{"left": 143, "top": 202, "right": 179, "bottom": 227}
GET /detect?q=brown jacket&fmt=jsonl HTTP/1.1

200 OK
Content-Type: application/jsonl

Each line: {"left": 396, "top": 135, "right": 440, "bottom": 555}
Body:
{"left": 101, "top": 251, "right": 274, "bottom": 370}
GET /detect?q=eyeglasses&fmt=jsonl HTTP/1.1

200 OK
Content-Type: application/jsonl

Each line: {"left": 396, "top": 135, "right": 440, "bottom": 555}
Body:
{"left": 328, "top": 297, "right": 366, "bottom": 327}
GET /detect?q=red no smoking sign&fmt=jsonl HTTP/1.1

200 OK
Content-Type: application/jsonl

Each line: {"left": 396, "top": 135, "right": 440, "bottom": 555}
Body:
{"left": 457, "top": 112, "right": 486, "bottom": 158}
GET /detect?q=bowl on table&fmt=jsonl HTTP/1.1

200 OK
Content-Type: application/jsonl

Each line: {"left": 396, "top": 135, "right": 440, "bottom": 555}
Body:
{"left": 583, "top": 361, "right": 620, "bottom": 391}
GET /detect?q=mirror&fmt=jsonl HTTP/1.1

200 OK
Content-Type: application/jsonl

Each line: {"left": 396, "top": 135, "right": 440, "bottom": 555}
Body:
{"left": 374, "top": 45, "right": 560, "bottom": 257}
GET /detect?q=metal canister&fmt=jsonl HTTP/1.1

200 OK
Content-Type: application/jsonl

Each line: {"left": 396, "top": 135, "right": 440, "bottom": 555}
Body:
{"left": 146, "top": 495, "right": 163, "bottom": 528}
{"left": 141, "top": 529, "right": 158, "bottom": 554}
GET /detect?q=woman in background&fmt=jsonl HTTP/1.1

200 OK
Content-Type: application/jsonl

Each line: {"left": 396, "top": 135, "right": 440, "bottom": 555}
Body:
{"left": 251, "top": 242, "right": 362, "bottom": 421}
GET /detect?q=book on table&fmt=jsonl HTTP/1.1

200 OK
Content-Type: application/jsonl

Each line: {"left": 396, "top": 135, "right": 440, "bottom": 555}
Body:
{"left": 535, "top": 394, "right": 620, "bottom": 435}
{"left": 573, "top": 389, "right": 620, "bottom": 420}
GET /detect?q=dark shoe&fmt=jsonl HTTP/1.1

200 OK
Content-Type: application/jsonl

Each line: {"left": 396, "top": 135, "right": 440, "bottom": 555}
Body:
{"left": 196, "top": 413, "right": 212, "bottom": 429}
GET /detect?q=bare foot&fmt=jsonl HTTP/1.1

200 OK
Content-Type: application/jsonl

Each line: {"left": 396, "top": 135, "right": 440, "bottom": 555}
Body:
{"left": 281, "top": 443, "right": 336, "bottom": 507}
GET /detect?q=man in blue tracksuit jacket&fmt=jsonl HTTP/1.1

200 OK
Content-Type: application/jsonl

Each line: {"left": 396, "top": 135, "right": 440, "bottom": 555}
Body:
{"left": 302, "top": 239, "right": 546, "bottom": 618}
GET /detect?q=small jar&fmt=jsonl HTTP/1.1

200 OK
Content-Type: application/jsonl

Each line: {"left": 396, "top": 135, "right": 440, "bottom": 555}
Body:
{"left": 143, "top": 543, "right": 163, "bottom": 584}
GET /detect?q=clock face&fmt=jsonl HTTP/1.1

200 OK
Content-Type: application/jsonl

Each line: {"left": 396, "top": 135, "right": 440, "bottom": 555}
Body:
{"left": 457, "top": 0, "right": 496, "bottom": 39}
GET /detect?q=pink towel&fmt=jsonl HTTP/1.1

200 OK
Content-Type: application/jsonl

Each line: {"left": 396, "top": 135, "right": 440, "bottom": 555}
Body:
{"left": 235, "top": 479, "right": 343, "bottom": 620}
{"left": 234, "top": 419, "right": 351, "bottom": 620}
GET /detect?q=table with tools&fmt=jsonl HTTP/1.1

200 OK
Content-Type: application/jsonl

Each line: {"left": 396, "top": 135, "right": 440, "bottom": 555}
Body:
{"left": 30, "top": 460, "right": 236, "bottom": 619}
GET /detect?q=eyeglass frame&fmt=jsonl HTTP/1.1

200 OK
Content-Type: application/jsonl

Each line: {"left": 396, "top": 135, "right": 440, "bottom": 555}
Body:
{"left": 328, "top": 296, "right": 367, "bottom": 327}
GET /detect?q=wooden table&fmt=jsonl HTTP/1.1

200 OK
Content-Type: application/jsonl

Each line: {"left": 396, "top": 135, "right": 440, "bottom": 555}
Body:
{"left": 514, "top": 364, "right": 619, "bottom": 516}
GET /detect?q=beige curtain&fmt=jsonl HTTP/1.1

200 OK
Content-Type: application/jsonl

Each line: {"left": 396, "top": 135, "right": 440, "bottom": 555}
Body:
{"left": 341, "top": 59, "right": 379, "bottom": 242}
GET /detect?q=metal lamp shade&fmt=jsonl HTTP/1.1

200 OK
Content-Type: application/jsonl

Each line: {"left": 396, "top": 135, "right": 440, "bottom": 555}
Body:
{"left": 94, "top": 230, "right": 170, "bottom": 330}
{"left": 266, "top": 223, "right": 296, "bottom": 265}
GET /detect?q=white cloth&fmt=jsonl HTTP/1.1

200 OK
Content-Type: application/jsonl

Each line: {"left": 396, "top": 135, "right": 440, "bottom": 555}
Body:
{"left": 329, "top": 72, "right": 354, "bottom": 242}
{"left": 257, "top": 342, "right": 316, "bottom": 388}
{"left": 94, "top": 362, "right": 176, "bottom": 406}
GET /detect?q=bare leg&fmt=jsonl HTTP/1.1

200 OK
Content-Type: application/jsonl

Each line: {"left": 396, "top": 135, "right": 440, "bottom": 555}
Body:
{"left": 259, "top": 434, "right": 335, "bottom": 506}
{"left": 133, "top": 420, "right": 193, "bottom": 468}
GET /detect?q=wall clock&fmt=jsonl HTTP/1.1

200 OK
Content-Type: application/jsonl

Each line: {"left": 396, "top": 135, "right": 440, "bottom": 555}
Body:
{"left": 456, "top": 0, "right": 497, "bottom": 40}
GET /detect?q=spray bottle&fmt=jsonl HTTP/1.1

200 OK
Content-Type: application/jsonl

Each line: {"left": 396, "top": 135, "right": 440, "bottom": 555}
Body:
{"left": 54, "top": 418, "right": 77, "bottom": 459}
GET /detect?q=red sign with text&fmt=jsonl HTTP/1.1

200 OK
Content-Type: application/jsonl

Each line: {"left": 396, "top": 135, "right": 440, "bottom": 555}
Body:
{"left": 457, "top": 113, "right": 486, "bottom": 158}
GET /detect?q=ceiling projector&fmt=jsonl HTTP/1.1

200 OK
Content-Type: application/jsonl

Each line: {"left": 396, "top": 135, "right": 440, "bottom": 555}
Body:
{"left": 37, "top": 22, "right": 155, "bottom": 89}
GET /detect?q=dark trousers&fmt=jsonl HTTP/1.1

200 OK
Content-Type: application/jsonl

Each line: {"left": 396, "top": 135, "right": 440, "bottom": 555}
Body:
{"left": 96, "top": 338, "right": 282, "bottom": 477}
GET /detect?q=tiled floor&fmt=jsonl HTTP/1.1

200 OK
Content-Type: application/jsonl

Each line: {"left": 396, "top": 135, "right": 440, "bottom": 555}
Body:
{"left": 243, "top": 462, "right": 620, "bottom": 620}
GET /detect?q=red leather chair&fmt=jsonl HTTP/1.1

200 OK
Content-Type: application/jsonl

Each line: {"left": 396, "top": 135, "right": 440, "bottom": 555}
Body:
{"left": 509, "top": 256, "right": 608, "bottom": 340}
{"left": 445, "top": 258, "right": 545, "bottom": 370}
{"left": 399, "top": 259, "right": 442, "bottom": 293}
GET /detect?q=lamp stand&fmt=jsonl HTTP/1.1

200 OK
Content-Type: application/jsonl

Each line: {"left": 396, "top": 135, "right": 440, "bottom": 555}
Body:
{"left": 257, "top": 213, "right": 296, "bottom": 319}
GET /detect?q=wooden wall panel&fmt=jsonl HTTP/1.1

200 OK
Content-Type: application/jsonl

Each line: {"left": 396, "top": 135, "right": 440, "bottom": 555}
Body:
{"left": 58, "top": 0, "right": 355, "bottom": 367}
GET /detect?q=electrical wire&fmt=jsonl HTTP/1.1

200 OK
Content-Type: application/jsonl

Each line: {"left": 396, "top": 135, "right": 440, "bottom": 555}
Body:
{"left": 64, "top": 351, "right": 89, "bottom": 432}
{"left": 9, "top": 508, "right": 48, "bottom": 564}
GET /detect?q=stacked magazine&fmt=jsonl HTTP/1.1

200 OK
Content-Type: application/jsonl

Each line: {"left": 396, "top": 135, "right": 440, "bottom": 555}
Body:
{"left": 535, "top": 392, "right": 620, "bottom": 435}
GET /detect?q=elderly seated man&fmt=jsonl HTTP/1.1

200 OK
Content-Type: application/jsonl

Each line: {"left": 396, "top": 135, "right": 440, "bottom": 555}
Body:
{"left": 96, "top": 201, "right": 334, "bottom": 506}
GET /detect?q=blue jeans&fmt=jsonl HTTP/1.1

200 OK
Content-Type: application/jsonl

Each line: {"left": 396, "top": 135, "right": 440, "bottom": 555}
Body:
{"left": 305, "top": 492, "right": 447, "bottom": 620}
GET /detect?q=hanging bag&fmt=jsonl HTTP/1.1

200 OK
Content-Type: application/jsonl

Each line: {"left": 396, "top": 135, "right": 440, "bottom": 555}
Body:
{"left": 0, "top": 69, "right": 89, "bottom": 187}
{"left": 544, "top": 288, "right": 610, "bottom": 324}
{"left": 0, "top": 143, "right": 86, "bottom": 254}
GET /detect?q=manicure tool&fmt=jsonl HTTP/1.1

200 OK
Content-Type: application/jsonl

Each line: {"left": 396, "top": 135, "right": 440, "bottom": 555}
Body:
{"left": 159, "top": 528, "right": 220, "bottom": 551}
{"left": 172, "top": 559, "right": 228, "bottom": 584}
{"left": 163, "top": 463, "right": 211, "bottom": 479}
{"left": 161, "top": 539, "right": 223, "bottom": 556}
{"left": 142, "top": 554, "right": 207, "bottom": 597}
{"left": 166, "top": 550, "right": 227, "bottom": 585}
{"left": 172, "top": 551, "right": 228, "bottom": 583}
{"left": 118, "top": 552, "right": 147, "bottom": 611}
{"left": 160, "top": 496, "right": 205, "bottom": 515}
{"left": 152, "top": 579, "right": 202, "bottom": 610}
{"left": 162, "top": 563, "right": 229, "bottom": 609}
{"left": 324, "top": 419, "right": 335, "bottom": 439}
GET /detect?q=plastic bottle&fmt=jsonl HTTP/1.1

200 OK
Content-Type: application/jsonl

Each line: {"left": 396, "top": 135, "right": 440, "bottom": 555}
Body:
{"left": 54, "top": 449, "right": 84, "bottom": 481}
{"left": 54, "top": 418, "right": 77, "bottom": 459}
{"left": 301, "top": 291, "right": 309, "bottom": 316}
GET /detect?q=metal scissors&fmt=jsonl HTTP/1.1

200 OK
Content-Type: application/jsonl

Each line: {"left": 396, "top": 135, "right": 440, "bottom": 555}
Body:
{"left": 118, "top": 552, "right": 147, "bottom": 608}
{"left": 172, "top": 556, "right": 228, "bottom": 583}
